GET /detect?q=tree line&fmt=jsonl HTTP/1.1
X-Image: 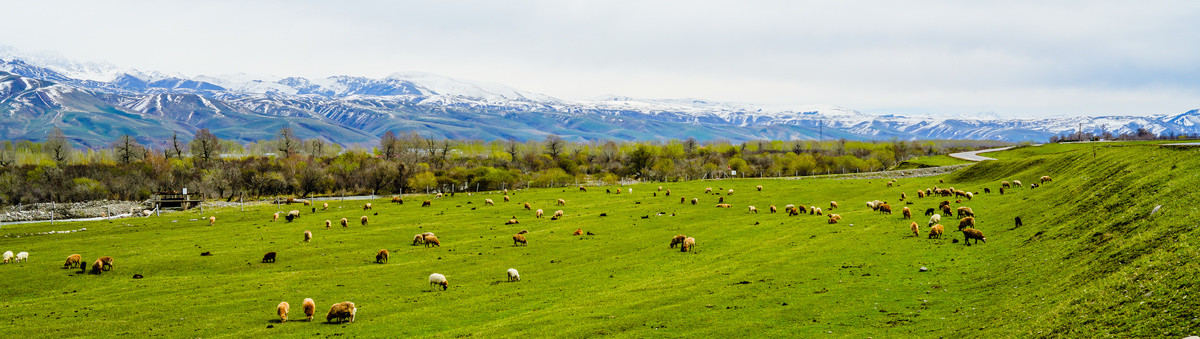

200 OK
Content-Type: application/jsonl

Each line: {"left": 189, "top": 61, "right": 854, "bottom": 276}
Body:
{"left": 0, "top": 128, "right": 1006, "bottom": 205}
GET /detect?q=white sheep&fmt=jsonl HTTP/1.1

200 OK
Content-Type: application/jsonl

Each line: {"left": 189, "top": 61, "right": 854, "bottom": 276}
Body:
{"left": 2, "top": 251, "right": 11, "bottom": 264}
{"left": 429, "top": 273, "right": 449, "bottom": 291}
{"left": 15, "top": 252, "right": 27, "bottom": 263}
{"left": 929, "top": 214, "right": 942, "bottom": 226}
{"left": 507, "top": 268, "right": 521, "bottom": 282}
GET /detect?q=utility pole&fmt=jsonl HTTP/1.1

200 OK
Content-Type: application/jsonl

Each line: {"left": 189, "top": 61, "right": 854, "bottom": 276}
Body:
{"left": 1078, "top": 123, "right": 1083, "bottom": 141}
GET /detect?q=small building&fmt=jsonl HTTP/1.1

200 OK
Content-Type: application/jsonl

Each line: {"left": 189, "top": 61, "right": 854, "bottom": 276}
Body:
{"left": 151, "top": 191, "right": 204, "bottom": 210}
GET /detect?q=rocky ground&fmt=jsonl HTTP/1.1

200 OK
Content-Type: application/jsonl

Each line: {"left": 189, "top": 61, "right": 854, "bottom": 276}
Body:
{"left": 0, "top": 200, "right": 255, "bottom": 222}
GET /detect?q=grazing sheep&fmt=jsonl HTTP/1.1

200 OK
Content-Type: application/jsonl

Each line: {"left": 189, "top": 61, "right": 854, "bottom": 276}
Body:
{"left": 691, "top": 198, "right": 698, "bottom": 205}
{"left": 285, "top": 210, "right": 300, "bottom": 222}
{"left": 429, "top": 273, "right": 449, "bottom": 291}
{"left": 323, "top": 202, "right": 330, "bottom": 210}
{"left": 902, "top": 207, "right": 911, "bottom": 219}
{"left": 424, "top": 235, "right": 441, "bottom": 247}
{"left": 670, "top": 235, "right": 687, "bottom": 248}
{"left": 517, "top": 230, "right": 528, "bottom": 234}
{"left": 658, "top": 186, "right": 663, "bottom": 191}
{"left": 1013, "top": 180, "right": 1023, "bottom": 187}
{"left": 272, "top": 212, "right": 279, "bottom": 222}
{"left": 208, "top": 216, "right": 216, "bottom": 226}
{"left": 813, "top": 206, "right": 823, "bottom": 215}
{"left": 957, "top": 206, "right": 975, "bottom": 218}
{"left": 391, "top": 197, "right": 403, "bottom": 204}
{"left": 941, "top": 205, "right": 953, "bottom": 216}
{"left": 303, "top": 298, "right": 316, "bottom": 321}
{"left": 983, "top": 188, "right": 991, "bottom": 193}
{"left": 536, "top": 209, "right": 544, "bottom": 218}
{"left": 928, "top": 214, "right": 942, "bottom": 227}
{"left": 964, "top": 192, "right": 974, "bottom": 200}
{"left": 360, "top": 216, "right": 369, "bottom": 226}
{"left": 715, "top": 203, "right": 732, "bottom": 208}
{"left": 90, "top": 259, "right": 104, "bottom": 274}
{"left": 554, "top": 210, "right": 564, "bottom": 218}
{"left": 14, "top": 251, "right": 27, "bottom": 263}
{"left": 507, "top": 268, "right": 521, "bottom": 282}
{"left": 485, "top": 198, "right": 495, "bottom": 206}
{"left": 504, "top": 195, "right": 510, "bottom": 202}
{"left": 962, "top": 228, "right": 986, "bottom": 245}
{"left": 4, "top": 251, "right": 15, "bottom": 264}
{"left": 1015, "top": 216, "right": 1023, "bottom": 228}
{"left": 505, "top": 219, "right": 520, "bottom": 225}
{"left": 958, "top": 217, "right": 976, "bottom": 230}
{"left": 705, "top": 187, "right": 712, "bottom": 194}
{"left": 262, "top": 252, "right": 277, "bottom": 263}
{"left": 413, "top": 234, "right": 426, "bottom": 245}
{"left": 1001, "top": 181, "right": 1011, "bottom": 188}
{"left": 756, "top": 185, "right": 763, "bottom": 191}
{"left": 326, "top": 301, "right": 357, "bottom": 323}
{"left": 614, "top": 188, "right": 621, "bottom": 195}
{"left": 666, "top": 189, "right": 671, "bottom": 196}
{"left": 917, "top": 190, "right": 925, "bottom": 198}
{"left": 910, "top": 222, "right": 920, "bottom": 237}
{"left": 628, "top": 188, "right": 633, "bottom": 194}
{"left": 422, "top": 200, "right": 432, "bottom": 207}
{"left": 513, "top": 234, "right": 528, "bottom": 246}
{"left": 827, "top": 215, "right": 840, "bottom": 224}
{"left": 769, "top": 205, "right": 777, "bottom": 213}
{"left": 718, "top": 196, "right": 724, "bottom": 203}
{"left": 376, "top": 249, "right": 389, "bottom": 263}
{"left": 363, "top": 203, "right": 372, "bottom": 210}
{"left": 925, "top": 208, "right": 935, "bottom": 216}
{"left": 878, "top": 204, "right": 892, "bottom": 214}
{"left": 64, "top": 254, "right": 82, "bottom": 269}
{"left": 340, "top": 218, "right": 349, "bottom": 228}
{"left": 504, "top": 189, "right": 509, "bottom": 195}
{"left": 887, "top": 181, "right": 893, "bottom": 187}
{"left": 1041, "top": 176, "right": 1052, "bottom": 183}
{"left": 681, "top": 237, "right": 696, "bottom": 252}
{"left": 900, "top": 193, "right": 907, "bottom": 201}
{"left": 304, "top": 230, "right": 312, "bottom": 242}
{"left": 999, "top": 187, "right": 1005, "bottom": 195}
{"left": 925, "top": 188, "right": 933, "bottom": 196}
{"left": 929, "top": 224, "right": 944, "bottom": 239}
{"left": 278, "top": 302, "right": 290, "bottom": 323}
{"left": 557, "top": 199, "right": 566, "bottom": 206}
{"left": 830, "top": 201, "right": 838, "bottom": 210}
{"left": 748, "top": 205, "right": 758, "bottom": 213}
{"left": 573, "top": 229, "right": 583, "bottom": 236}
{"left": 437, "top": 193, "right": 444, "bottom": 198}
{"left": 96, "top": 256, "right": 113, "bottom": 271}
{"left": 727, "top": 189, "right": 734, "bottom": 195}
{"left": 579, "top": 186, "right": 587, "bottom": 192}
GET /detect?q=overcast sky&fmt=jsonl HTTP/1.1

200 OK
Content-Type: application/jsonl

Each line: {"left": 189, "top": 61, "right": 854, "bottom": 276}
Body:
{"left": 2, "top": 0, "right": 1198, "bottom": 117}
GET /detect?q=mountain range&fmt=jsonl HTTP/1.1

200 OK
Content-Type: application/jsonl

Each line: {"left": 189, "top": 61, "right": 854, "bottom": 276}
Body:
{"left": 1, "top": 48, "right": 1197, "bottom": 148}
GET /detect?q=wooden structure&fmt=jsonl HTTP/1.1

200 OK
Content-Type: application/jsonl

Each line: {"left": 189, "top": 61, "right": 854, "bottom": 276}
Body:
{"left": 151, "top": 191, "right": 204, "bottom": 210}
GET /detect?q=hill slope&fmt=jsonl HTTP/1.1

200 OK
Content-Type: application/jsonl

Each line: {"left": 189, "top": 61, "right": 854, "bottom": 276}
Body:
{"left": 0, "top": 144, "right": 1196, "bottom": 337}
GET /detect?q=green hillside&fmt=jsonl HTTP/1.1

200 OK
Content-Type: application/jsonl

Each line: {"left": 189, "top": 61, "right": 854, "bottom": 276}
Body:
{"left": 0, "top": 143, "right": 1197, "bottom": 337}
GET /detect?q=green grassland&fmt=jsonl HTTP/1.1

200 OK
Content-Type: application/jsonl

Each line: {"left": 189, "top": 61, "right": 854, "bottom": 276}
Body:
{"left": 894, "top": 154, "right": 973, "bottom": 169}
{"left": 1, "top": 143, "right": 1198, "bottom": 337}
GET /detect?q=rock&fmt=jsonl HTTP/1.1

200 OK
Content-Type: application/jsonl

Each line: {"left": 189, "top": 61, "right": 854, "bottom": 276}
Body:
{"left": 919, "top": 267, "right": 929, "bottom": 272}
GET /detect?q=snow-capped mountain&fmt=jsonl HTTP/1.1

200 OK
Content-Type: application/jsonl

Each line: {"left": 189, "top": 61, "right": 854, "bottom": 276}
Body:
{"left": 1, "top": 48, "right": 1197, "bottom": 148}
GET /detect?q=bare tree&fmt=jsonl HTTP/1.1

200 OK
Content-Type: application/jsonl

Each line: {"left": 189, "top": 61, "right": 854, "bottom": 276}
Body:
{"left": 113, "top": 134, "right": 145, "bottom": 164}
{"left": 309, "top": 138, "right": 326, "bottom": 158}
{"left": 380, "top": 131, "right": 398, "bottom": 159}
{"left": 683, "top": 137, "right": 698, "bottom": 155}
{"left": 545, "top": 134, "right": 564, "bottom": 158}
{"left": 276, "top": 127, "right": 299, "bottom": 158}
{"left": 44, "top": 128, "right": 72, "bottom": 166}
{"left": 170, "top": 132, "right": 185, "bottom": 159}
{"left": 190, "top": 128, "right": 222, "bottom": 166}
{"left": 504, "top": 139, "right": 521, "bottom": 162}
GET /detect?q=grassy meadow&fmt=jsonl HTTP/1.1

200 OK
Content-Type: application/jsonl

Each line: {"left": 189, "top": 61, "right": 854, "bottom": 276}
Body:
{"left": 1, "top": 142, "right": 1198, "bottom": 337}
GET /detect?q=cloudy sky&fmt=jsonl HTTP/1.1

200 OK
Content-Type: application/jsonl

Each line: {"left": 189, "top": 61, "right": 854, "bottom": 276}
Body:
{"left": 2, "top": 0, "right": 1197, "bottom": 117}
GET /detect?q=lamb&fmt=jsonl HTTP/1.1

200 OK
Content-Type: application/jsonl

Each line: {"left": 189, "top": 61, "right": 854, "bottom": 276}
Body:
{"left": 286, "top": 210, "right": 300, "bottom": 222}
{"left": 917, "top": 190, "right": 925, "bottom": 198}
{"left": 64, "top": 254, "right": 82, "bottom": 269}
{"left": 1015, "top": 216, "right": 1023, "bottom": 228}
{"left": 363, "top": 203, "right": 372, "bottom": 210}
{"left": 878, "top": 204, "right": 892, "bottom": 214}
{"left": 827, "top": 215, "right": 839, "bottom": 224}
{"left": 925, "top": 208, "right": 935, "bottom": 216}
{"left": 513, "top": 234, "right": 527, "bottom": 246}
{"left": 272, "top": 212, "right": 279, "bottom": 222}
{"left": 573, "top": 229, "right": 583, "bottom": 236}
{"left": 628, "top": 188, "right": 633, "bottom": 194}
{"left": 90, "top": 258, "right": 104, "bottom": 274}
{"left": 485, "top": 198, "right": 495, "bottom": 206}
{"left": 13, "top": 251, "right": 28, "bottom": 263}
{"left": 928, "top": 214, "right": 942, "bottom": 226}
{"left": 748, "top": 205, "right": 758, "bottom": 213}
{"left": 705, "top": 187, "right": 712, "bottom": 194}
{"left": 361, "top": 216, "right": 368, "bottom": 226}
{"left": 830, "top": 201, "right": 838, "bottom": 210}
{"left": 718, "top": 196, "right": 724, "bottom": 203}
{"left": 666, "top": 189, "right": 671, "bottom": 196}
{"left": 429, "top": 273, "right": 449, "bottom": 291}
{"left": 681, "top": 237, "right": 696, "bottom": 252}
{"left": 424, "top": 235, "right": 441, "bottom": 247}
{"left": 507, "top": 268, "right": 521, "bottom": 282}
{"left": 715, "top": 203, "right": 732, "bottom": 208}
{"left": 536, "top": 209, "right": 544, "bottom": 218}
{"left": 910, "top": 222, "right": 920, "bottom": 237}
{"left": 326, "top": 301, "right": 357, "bottom": 323}
{"left": 304, "top": 230, "right": 312, "bottom": 242}
{"left": 902, "top": 207, "right": 911, "bottom": 219}
{"left": 413, "top": 234, "right": 426, "bottom": 245}
{"left": 422, "top": 200, "right": 432, "bottom": 207}
{"left": 209, "top": 216, "right": 216, "bottom": 226}
{"left": 579, "top": 186, "right": 587, "bottom": 191}
{"left": 727, "top": 189, "right": 734, "bottom": 195}
{"left": 524, "top": 202, "right": 531, "bottom": 210}
{"left": 691, "top": 198, "right": 698, "bottom": 205}
{"left": 900, "top": 193, "right": 907, "bottom": 201}
{"left": 829, "top": 214, "right": 843, "bottom": 221}
{"left": 812, "top": 206, "right": 823, "bottom": 215}
{"left": 262, "top": 252, "right": 277, "bottom": 263}
{"left": 941, "top": 205, "right": 953, "bottom": 216}
{"left": 505, "top": 219, "right": 520, "bottom": 225}
{"left": 769, "top": 205, "right": 777, "bottom": 213}
{"left": 278, "top": 302, "right": 290, "bottom": 323}
{"left": 391, "top": 197, "right": 403, "bottom": 204}
{"left": 302, "top": 298, "right": 316, "bottom": 321}
{"left": 958, "top": 217, "right": 976, "bottom": 230}
{"left": 554, "top": 210, "right": 564, "bottom": 218}
{"left": 3, "top": 250, "right": 12, "bottom": 264}
{"left": 756, "top": 185, "right": 763, "bottom": 191}
{"left": 1041, "top": 176, "right": 1052, "bottom": 183}
{"left": 503, "top": 195, "right": 510, "bottom": 202}
{"left": 323, "top": 202, "right": 329, "bottom": 210}
{"left": 929, "top": 224, "right": 944, "bottom": 239}
{"left": 325, "top": 220, "right": 331, "bottom": 229}
{"left": 340, "top": 218, "right": 349, "bottom": 228}
{"left": 376, "top": 249, "right": 389, "bottom": 263}
{"left": 670, "top": 234, "right": 687, "bottom": 248}
{"left": 557, "top": 199, "right": 566, "bottom": 206}
{"left": 962, "top": 228, "right": 986, "bottom": 245}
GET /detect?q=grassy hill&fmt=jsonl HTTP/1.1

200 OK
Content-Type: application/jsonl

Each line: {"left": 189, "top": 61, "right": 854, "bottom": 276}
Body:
{"left": 0, "top": 143, "right": 1197, "bottom": 337}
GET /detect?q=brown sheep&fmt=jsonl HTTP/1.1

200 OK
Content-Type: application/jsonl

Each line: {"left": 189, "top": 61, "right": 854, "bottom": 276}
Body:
{"left": 813, "top": 206, "right": 823, "bottom": 215}
{"left": 670, "top": 234, "right": 687, "bottom": 248}
{"left": 376, "top": 249, "right": 389, "bottom": 263}
{"left": 513, "top": 234, "right": 527, "bottom": 246}
{"left": 887, "top": 181, "right": 893, "bottom": 187}
{"left": 504, "top": 195, "right": 510, "bottom": 202}
{"left": 360, "top": 216, "right": 368, "bottom": 226}
{"left": 64, "top": 254, "right": 82, "bottom": 269}
{"left": 748, "top": 205, "right": 758, "bottom": 213}
{"left": 505, "top": 218, "right": 520, "bottom": 225}
{"left": 524, "top": 202, "right": 531, "bottom": 210}
{"left": 830, "top": 201, "right": 838, "bottom": 210}
{"left": 517, "top": 230, "right": 528, "bottom": 234}
{"left": 98, "top": 256, "right": 114, "bottom": 271}
{"left": 666, "top": 189, "right": 671, "bottom": 196}
{"left": 1001, "top": 181, "right": 1011, "bottom": 188}
{"left": 658, "top": 186, "right": 663, "bottom": 191}
{"left": 554, "top": 210, "right": 564, "bottom": 218}
{"left": 208, "top": 216, "right": 216, "bottom": 226}
{"left": 413, "top": 234, "right": 426, "bottom": 245}
{"left": 1013, "top": 180, "right": 1023, "bottom": 187}
{"left": 902, "top": 207, "right": 911, "bottom": 219}
{"left": 999, "top": 187, "right": 1005, "bottom": 195}
{"left": 363, "top": 203, "right": 372, "bottom": 210}
{"left": 827, "top": 214, "right": 840, "bottom": 224}
{"left": 719, "top": 196, "right": 724, "bottom": 203}
{"left": 326, "top": 301, "right": 357, "bottom": 323}
{"left": 878, "top": 204, "right": 892, "bottom": 214}
{"left": 391, "top": 196, "right": 403, "bottom": 204}
{"left": 769, "top": 205, "right": 777, "bottom": 213}
{"left": 340, "top": 218, "right": 349, "bottom": 228}
{"left": 910, "top": 222, "right": 920, "bottom": 237}
{"left": 579, "top": 186, "right": 587, "bottom": 191}
{"left": 325, "top": 220, "right": 332, "bottom": 229}
{"left": 278, "top": 302, "right": 290, "bottom": 323}
{"left": 681, "top": 237, "right": 696, "bottom": 252}
{"left": 957, "top": 206, "right": 974, "bottom": 218}
{"left": 984, "top": 188, "right": 991, "bottom": 193}
{"left": 424, "top": 235, "right": 441, "bottom": 247}
{"left": 303, "top": 298, "right": 316, "bottom": 321}
{"left": 900, "top": 193, "right": 907, "bottom": 201}
{"left": 691, "top": 198, "right": 698, "bottom": 205}
{"left": 304, "top": 230, "right": 312, "bottom": 242}
{"left": 1041, "top": 176, "right": 1052, "bottom": 183}
{"left": 574, "top": 229, "right": 583, "bottom": 236}
{"left": 958, "top": 217, "right": 976, "bottom": 230}
{"left": 262, "top": 252, "right": 277, "bottom": 263}
{"left": 485, "top": 198, "right": 495, "bottom": 206}
{"left": 536, "top": 209, "right": 544, "bottom": 218}
{"left": 962, "top": 228, "right": 986, "bottom": 245}
{"left": 917, "top": 190, "right": 925, "bottom": 198}
{"left": 557, "top": 199, "right": 566, "bottom": 206}
{"left": 272, "top": 212, "right": 279, "bottom": 222}
{"left": 705, "top": 187, "right": 712, "bottom": 194}
{"left": 929, "top": 224, "right": 944, "bottom": 239}
{"left": 756, "top": 185, "right": 763, "bottom": 191}
{"left": 90, "top": 259, "right": 104, "bottom": 275}
{"left": 925, "top": 188, "right": 932, "bottom": 196}
{"left": 715, "top": 203, "right": 732, "bottom": 208}
{"left": 504, "top": 189, "right": 509, "bottom": 195}
{"left": 323, "top": 202, "right": 329, "bottom": 210}
{"left": 422, "top": 200, "right": 432, "bottom": 207}
{"left": 941, "top": 205, "right": 953, "bottom": 216}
